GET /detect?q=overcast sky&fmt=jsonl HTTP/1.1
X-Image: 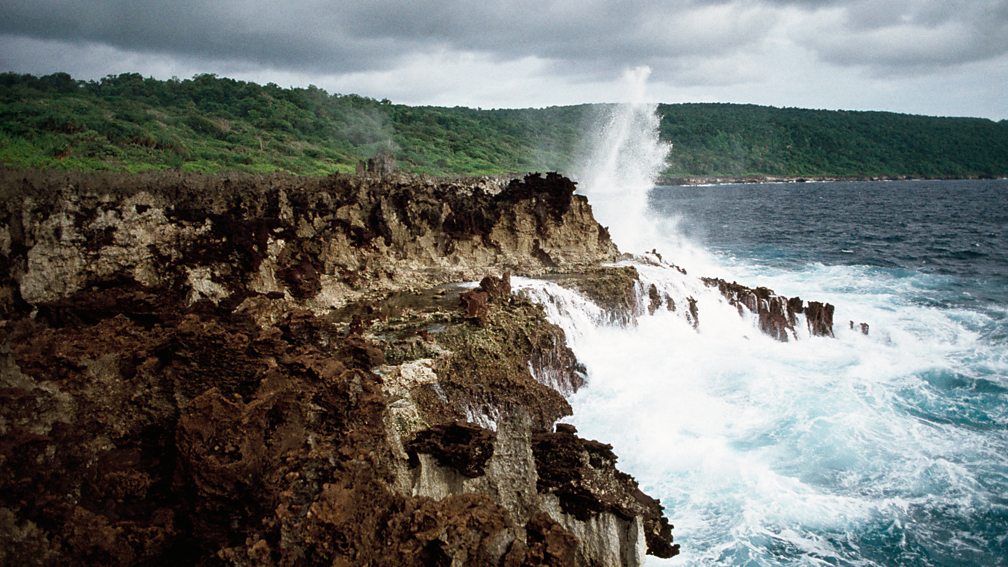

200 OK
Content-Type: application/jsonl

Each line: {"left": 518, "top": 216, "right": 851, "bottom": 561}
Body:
{"left": 1, "top": 0, "right": 1006, "bottom": 119}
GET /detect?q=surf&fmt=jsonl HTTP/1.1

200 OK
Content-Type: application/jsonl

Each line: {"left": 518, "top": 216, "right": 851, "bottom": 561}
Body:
{"left": 516, "top": 70, "right": 1008, "bottom": 565}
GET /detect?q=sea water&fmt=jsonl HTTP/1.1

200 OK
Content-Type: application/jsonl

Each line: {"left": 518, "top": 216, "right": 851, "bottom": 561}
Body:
{"left": 520, "top": 67, "right": 1008, "bottom": 563}
{"left": 517, "top": 179, "right": 1008, "bottom": 565}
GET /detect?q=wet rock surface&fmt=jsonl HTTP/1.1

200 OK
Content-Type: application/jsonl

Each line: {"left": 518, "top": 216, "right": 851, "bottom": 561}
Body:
{"left": 0, "top": 170, "right": 674, "bottom": 565}
{"left": 701, "top": 277, "right": 836, "bottom": 340}
{"left": 550, "top": 266, "right": 640, "bottom": 325}
{"left": 532, "top": 425, "right": 679, "bottom": 560}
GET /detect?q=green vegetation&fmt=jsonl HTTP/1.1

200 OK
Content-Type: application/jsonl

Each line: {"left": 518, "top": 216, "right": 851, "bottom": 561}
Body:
{"left": 2, "top": 72, "right": 1006, "bottom": 178}
{"left": 658, "top": 103, "right": 1008, "bottom": 178}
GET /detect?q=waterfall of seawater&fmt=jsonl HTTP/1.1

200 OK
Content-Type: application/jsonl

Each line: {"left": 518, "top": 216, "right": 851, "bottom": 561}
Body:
{"left": 514, "top": 71, "right": 1007, "bottom": 565}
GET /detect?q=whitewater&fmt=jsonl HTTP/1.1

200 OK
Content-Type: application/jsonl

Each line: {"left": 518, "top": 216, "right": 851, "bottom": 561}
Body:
{"left": 515, "top": 68, "right": 1008, "bottom": 565}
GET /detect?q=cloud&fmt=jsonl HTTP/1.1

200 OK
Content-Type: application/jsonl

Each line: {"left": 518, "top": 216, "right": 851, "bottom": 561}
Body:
{"left": 788, "top": 0, "right": 1008, "bottom": 72}
{"left": 0, "top": 1, "right": 779, "bottom": 76}
{"left": 5, "top": 0, "right": 1002, "bottom": 77}
{"left": 0, "top": 0, "right": 1006, "bottom": 118}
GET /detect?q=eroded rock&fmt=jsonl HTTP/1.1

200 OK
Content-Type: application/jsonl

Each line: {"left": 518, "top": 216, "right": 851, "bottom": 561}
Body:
{"left": 702, "top": 277, "right": 837, "bottom": 340}
{"left": 406, "top": 422, "right": 496, "bottom": 478}
{"left": 0, "top": 170, "right": 673, "bottom": 566}
{"left": 550, "top": 266, "right": 640, "bottom": 324}
{"left": 532, "top": 424, "right": 679, "bottom": 560}
{"left": 0, "top": 170, "right": 618, "bottom": 313}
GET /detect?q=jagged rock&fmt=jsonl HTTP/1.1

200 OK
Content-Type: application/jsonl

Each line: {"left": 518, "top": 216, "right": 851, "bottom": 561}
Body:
{"left": 805, "top": 301, "right": 835, "bottom": 337}
{"left": 702, "top": 277, "right": 838, "bottom": 340}
{"left": 0, "top": 170, "right": 617, "bottom": 312}
{"left": 460, "top": 272, "right": 513, "bottom": 325}
{"left": 357, "top": 150, "right": 397, "bottom": 176}
{"left": 371, "top": 151, "right": 397, "bottom": 175}
{"left": 551, "top": 266, "right": 640, "bottom": 324}
{"left": 532, "top": 425, "right": 679, "bottom": 560}
{"left": 504, "top": 512, "right": 578, "bottom": 566}
{"left": 480, "top": 271, "right": 512, "bottom": 301}
{"left": 647, "top": 283, "right": 661, "bottom": 315}
{"left": 0, "top": 170, "right": 669, "bottom": 566}
{"left": 406, "top": 421, "right": 496, "bottom": 478}
{"left": 433, "top": 293, "right": 583, "bottom": 429}
{"left": 850, "top": 320, "right": 870, "bottom": 335}
{"left": 460, "top": 288, "right": 491, "bottom": 324}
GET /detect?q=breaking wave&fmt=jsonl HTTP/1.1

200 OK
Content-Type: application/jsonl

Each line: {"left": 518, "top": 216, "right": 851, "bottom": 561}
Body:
{"left": 524, "top": 71, "right": 1008, "bottom": 565}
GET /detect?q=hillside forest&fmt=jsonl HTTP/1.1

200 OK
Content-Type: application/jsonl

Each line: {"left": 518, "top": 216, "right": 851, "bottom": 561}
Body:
{"left": 2, "top": 72, "right": 1006, "bottom": 179}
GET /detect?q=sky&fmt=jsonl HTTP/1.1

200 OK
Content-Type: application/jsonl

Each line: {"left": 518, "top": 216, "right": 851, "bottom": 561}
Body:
{"left": 1, "top": 0, "right": 1006, "bottom": 120}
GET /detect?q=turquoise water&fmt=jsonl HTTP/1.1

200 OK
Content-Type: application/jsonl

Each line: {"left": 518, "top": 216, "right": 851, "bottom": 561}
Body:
{"left": 549, "top": 179, "right": 1008, "bottom": 566}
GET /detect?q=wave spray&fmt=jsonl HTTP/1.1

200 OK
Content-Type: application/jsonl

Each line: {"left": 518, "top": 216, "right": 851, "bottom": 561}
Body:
{"left": 517, "top": 69, "right": 1008, "bottom": 566}
{"left": 574, "top": 66, "right": 670, "bottom": 255}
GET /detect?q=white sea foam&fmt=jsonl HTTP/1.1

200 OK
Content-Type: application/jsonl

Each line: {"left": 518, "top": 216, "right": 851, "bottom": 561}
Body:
{"left": 518, "top": 259, "right": 1002, "bottom": 565}
{"left": 515, "top": 74, "right": 1005, "bottom": 565}
{"left": 573, "top": 66, "right": 670, "bottom": 255}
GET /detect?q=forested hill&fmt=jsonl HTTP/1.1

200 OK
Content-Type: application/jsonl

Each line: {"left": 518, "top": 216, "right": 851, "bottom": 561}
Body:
{"left": 2, "top": 72, "right": 1006, "bottom": 179}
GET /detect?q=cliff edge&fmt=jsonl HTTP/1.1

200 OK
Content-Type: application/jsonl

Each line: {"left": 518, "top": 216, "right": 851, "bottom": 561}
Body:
{"left": 0, "top": 170, "right": 678, "bottom": 565}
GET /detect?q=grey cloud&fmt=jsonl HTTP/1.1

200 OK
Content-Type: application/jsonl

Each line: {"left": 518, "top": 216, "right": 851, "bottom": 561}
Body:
{"left": 0, "top": 0, "right": 776, "bottom": 78}
{"left": 1, "top": 0, "right": 1005, "bottom": 118}
{"left": 0, "top": 0, "right": 425, "bottom": 73}
{"left": 788, "top": 0, "right": 1008, "bottom": 70}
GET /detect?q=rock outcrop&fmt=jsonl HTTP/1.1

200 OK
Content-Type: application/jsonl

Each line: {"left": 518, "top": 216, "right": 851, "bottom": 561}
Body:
{"left": 549, "top": 266, "right": 641, "bottom": 325}
{"left": 0, "top": 170, "right": 675, "bottom": 565}
{"left": 0, "top": 169, "right": 615, "bottom": 313}
{"left": 701, "top": 277, "right": 835, "bottom": 340}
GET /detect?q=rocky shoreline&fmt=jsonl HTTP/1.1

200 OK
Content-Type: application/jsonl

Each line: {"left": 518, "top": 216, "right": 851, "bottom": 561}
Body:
{"left": 0, "top": 169, "right": 683, "bottom": 565}
{"left": 656, "top": 174, "right": 1005, "bottom": 186}
{"left": 0, "top": 169, "right": 838, "bottom": 565}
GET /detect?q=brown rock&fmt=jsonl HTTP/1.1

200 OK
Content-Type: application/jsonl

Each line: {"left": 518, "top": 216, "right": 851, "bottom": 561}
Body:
{"left": 702, "top": 277, "right": 836, "bottom": 340}
{"left": 406, "top": 421, "right": 496, "bottom": 478}
{"left": 805, "top": 301, "right": 835, "bottom": 337}
{"left": 552, "top": 266, "right": 640, "bottom": 324}
{"left": 647, "top": 284, "right": 661, "bottom": 315}
{"left": 531, "top": 426, "right": 679, "bottom": 559}
{"left": 503, "top": 513, "right": 578, "bottom": 567}
{"left": 480, "top": 271, "right": 512, "bottom": 301}
{"left": 0, "top": 170, "right": 673, "bottom": 566}
{"left": 460, "top": 288, "right": 491, "bottom": 324}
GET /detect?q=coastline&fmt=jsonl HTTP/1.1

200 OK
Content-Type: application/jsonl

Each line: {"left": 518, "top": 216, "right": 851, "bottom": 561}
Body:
{"left": 0, "top": 169, "right": 678, "bottom": 565}
{"left": 656, "top": 174, "right": 1007, "bottom": 186}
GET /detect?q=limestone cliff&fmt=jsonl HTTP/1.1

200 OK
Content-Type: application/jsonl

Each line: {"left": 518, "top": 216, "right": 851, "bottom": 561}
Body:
{"left": 0, "top": 170, "right": 678, "bottom": 566}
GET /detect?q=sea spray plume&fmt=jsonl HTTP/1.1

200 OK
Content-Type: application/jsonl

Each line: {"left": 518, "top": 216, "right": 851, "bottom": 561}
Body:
{"left": 575, "top": 66, "right": 670, "bottom": 254}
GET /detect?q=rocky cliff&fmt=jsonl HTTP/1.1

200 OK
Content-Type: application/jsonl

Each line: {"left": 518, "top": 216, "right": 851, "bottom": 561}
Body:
{"left": 0, "top": 169, "right": 678, "bottom": 566}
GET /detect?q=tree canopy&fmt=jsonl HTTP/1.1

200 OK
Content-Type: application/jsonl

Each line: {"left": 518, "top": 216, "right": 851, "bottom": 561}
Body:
{"left": 2, "top": 72, "right": 1005, "bottom": 178}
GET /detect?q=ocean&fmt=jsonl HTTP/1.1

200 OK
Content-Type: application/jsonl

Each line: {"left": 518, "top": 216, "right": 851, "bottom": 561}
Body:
{"left": 518, "top": 178, "right": 1008, "bottom": 565}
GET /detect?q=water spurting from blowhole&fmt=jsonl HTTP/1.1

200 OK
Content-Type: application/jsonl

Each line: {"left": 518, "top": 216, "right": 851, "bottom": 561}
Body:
{"left": 574, "top": 66, "right": 671, "bottom": 256}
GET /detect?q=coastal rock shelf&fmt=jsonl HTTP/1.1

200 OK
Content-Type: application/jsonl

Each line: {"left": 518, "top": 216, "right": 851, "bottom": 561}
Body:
{"left": 0, "top": 170, "right": 677, "bottom": 565}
